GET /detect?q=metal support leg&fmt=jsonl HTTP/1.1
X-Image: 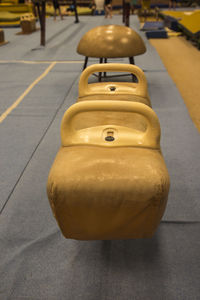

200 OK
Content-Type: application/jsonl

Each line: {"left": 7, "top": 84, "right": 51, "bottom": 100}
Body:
{"left": 104, "top": 58, "right": 107, "bottom": 78}
{"left": 129, "top": 57, "right": 137, "bottom": 82}
{"left": 122, "top": 0, "right": 125, "bottom": 23}
{"left": 125, "top": 2, "right": 130, "bottom": 27}
{"left": 73, "top": 0, "right": 79, "bottom": 23}
{"left": 83, "top": 56, "right": 88, "bottom": 70}
{"left": 99, "top": 58, "right": 103, "bottom": 82}
{"left": 129, "top": 57, "right": 135, "bottom": 65}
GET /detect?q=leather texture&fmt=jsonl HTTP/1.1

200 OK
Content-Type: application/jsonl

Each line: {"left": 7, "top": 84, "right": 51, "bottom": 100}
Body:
{"left": 47, "top": 100, "right": 170, "bottom": 240}
{"left": 47, "top": 146, "right": 169, "bottom": 240}
{"left": 77, "top": 25, "right": 146, "bottom": 58}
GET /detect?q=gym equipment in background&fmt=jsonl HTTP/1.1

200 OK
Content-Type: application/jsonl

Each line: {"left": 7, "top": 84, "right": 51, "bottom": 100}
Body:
{"left": 0, "top": 29, "right": 8, "bottom": 46}
{"left": 178, "top": 10, "right": 200, "bottom": 49}
{"left": 160, "top": 9, "right": 200, "bottom": 48}
{"left": 20, "top": 13, "right": 36, "bottom": 34}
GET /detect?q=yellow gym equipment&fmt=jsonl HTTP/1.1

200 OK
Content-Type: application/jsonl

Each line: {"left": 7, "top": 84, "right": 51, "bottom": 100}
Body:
{"left": 77, "top": 63, "right": 151, "bottom": 107}
{"left": 20, "top": 13, "right": 36, "bottom": 34}
{"left": 0, "top": 29, "right": 8, "bottom": 46}
{"left": 47, "top": 100, "right": 170, "bottom": 240}
{"left": 179, "top": 10, "right": 200, "bottom": 49}
{"left": 77, "top": 24, "right": 146, "bottom": 71}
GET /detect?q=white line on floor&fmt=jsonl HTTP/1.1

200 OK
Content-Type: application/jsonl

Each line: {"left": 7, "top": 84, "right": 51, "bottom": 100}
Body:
{"left": 0, "top": 62, "right": 57, "bottom": 123}
{"left": 0, "top": 60, "right": 84, "bottom": 64}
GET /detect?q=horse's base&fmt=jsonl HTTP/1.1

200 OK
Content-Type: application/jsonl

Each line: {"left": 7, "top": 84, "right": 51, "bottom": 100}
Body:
{"left": 47, "top": 146, "right": 170, "bottom": 240}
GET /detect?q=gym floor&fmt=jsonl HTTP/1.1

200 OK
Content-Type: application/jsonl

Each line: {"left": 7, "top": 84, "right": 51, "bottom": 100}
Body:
{"left": 0, "top": 14, "right": 200, "bottom": 300}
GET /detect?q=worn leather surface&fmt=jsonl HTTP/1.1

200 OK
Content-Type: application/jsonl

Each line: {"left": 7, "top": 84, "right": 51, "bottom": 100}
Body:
{"left": 47, "top": 146, "right": 170, "bottom": 240}
{"left": 71, "top": 110, "right": 148, "bottom": 133}
{"left": 77, "top": 25, "right": 146, "bottom": 58}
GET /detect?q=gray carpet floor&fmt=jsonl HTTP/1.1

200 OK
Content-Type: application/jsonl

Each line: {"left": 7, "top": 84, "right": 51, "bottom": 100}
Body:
{"left": 0, "top": 14, "right": 200, "bottom": 300}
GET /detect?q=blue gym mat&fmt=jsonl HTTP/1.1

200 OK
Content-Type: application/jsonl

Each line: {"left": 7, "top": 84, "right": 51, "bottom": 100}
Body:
{"left": 145, "top": 30, "right": 168, "bottom": 39}
{"left": 141, "top": 21, "right": 165, "bottom": 31}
